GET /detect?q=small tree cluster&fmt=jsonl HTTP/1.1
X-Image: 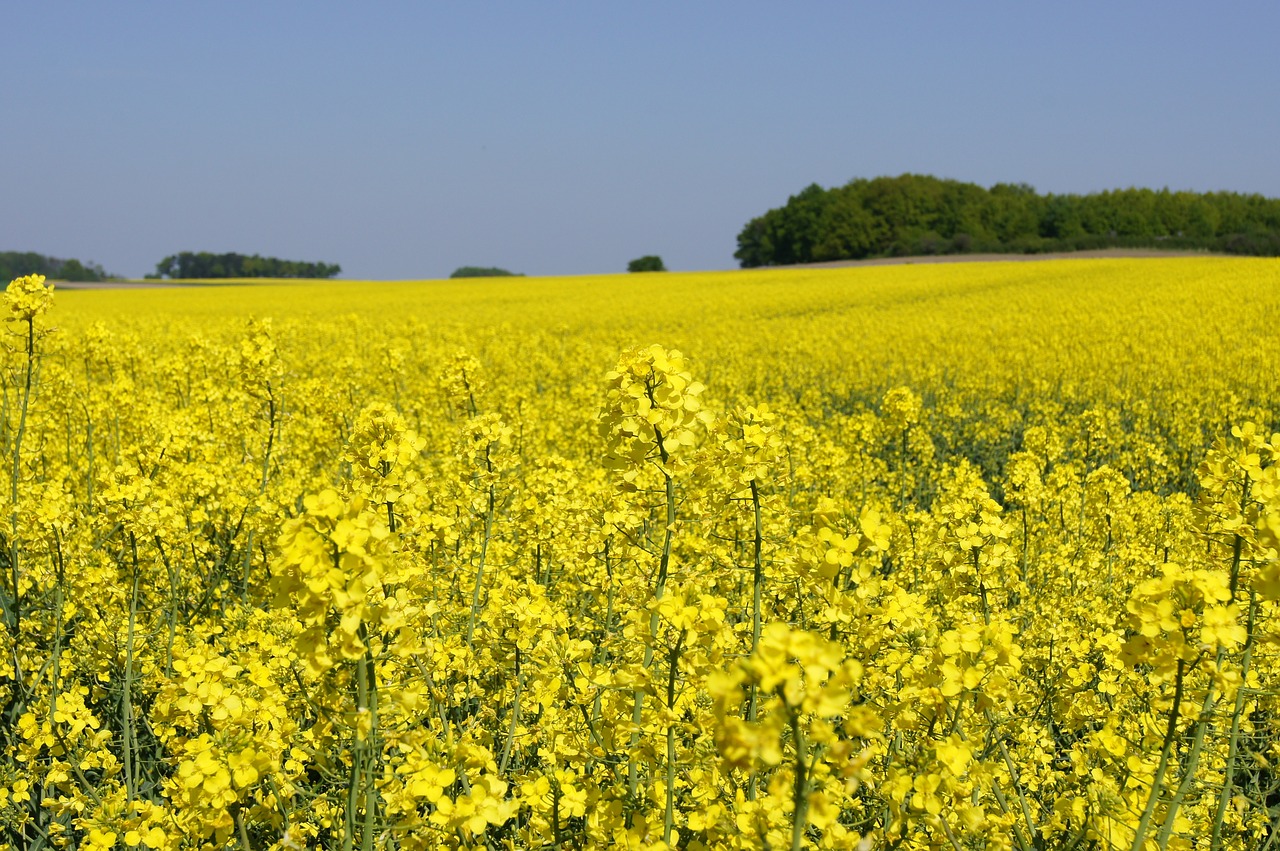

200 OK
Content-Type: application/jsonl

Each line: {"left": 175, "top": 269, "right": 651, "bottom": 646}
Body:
{"left": 153, "top": 252, "right": 340, "bottom": 279}
{"left": 449, "top": 266, "right": 523, "bottom": 278}
{"left": 0, "top": 251, "right": 109, "bottom": 282}
{"left": 627, "top": 255, "right": 667, "bottom": 272}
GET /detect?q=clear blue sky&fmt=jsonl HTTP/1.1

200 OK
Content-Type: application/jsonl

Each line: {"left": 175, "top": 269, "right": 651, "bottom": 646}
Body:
{"left": 4, "top": 2, "right": 1277, "bottom": 279}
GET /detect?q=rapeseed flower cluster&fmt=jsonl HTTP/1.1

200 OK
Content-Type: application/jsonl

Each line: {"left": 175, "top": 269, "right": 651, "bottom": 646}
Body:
{"left": 2, "top": 257, "right": 1279, "bottom": 849}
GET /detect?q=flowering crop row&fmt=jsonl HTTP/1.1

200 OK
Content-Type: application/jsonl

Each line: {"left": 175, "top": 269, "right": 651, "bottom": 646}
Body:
{"left": 1, "top": 258, "right": 1278, "bottom": 850}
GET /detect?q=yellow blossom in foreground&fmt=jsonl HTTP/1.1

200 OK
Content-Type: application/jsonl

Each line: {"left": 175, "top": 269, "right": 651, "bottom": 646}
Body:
{"left": 2, "top": 259, "right": 1279, "bottom": 850}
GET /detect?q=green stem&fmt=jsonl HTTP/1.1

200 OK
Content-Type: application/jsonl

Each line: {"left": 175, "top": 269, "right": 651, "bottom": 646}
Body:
{"left": 1020, "top": 506, "right": 1030, "bottom": 587}
{"left": 965, "top": 706, "right": 1031, "bottom": 851}
{"left": 749, "top": 479, "right": 764, "bottom": 660}
{"left": 1156, "top": 661, "right": 1222, "bottom": 847}
{"left": 464, "top": 480, "right": 494, "bottom": 649}
{"left": 4, "top": 317, "right": 35, "bottom": 699}
{"left": 85, "top": 414, "right": 94, "bottom": 511}
{"left": 1211, "top": 591, "right": 1257, "bottom": 850}
{"left": 935, "top": 814, "right": 966, "bottom": 851}
{"left": 499, "top": 646, "right": 522, "bottom": 775}
{"left": 746, "top": 478, "right": 764, "bottom": 802}
{"left": 789, "top": 707, "right": 809, "bottom": 851}
{"left": 1228, "top": 476, "right": 1249, "bottom": 598}
{"left": 122, "top": 534, "right": 142, "bottom": 803}
{"left": 988, "top": 781, "right": 1030, "bottom": 851}
{"left": 242, "top": 387, "right": 278, "bottom": 602}
{"left": 1161, "top": 484, "right": 1251, "bottom": 847}
{"left": 362, "top": 648, "right": 378, "bottom": 851}
{"left": 236, "top": 806, "right": 254, "bottom": 851}
{"left": 1130, "top": 659, "right": 1187, "bottom": 851}
{"left": 591, "top": 546, "right": 614, "bottom": 737}
{"left": 664, "top": 630, "right": 685, "bottom": 847}
{"left": 47, "top": 533, "right": 65, "bottom": 721}
{"left": 628, "top": 429, "right": 675, "bottom": 807}
{"left": 344, "top": 743, "right": 359, "bottom": 851}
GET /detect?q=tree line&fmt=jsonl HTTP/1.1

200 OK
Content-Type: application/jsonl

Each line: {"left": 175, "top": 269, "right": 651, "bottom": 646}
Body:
{"left": 449, "top": 266, "right": 523, "bottom": 278}
{"left": 151, "top": 252, "right": 340, "bottom": 279}
{"left": 0, "top": 251, "right": 110, "bottom": 282}
{"left": 734, "top": 174, "right": 1280, "bottom": 267}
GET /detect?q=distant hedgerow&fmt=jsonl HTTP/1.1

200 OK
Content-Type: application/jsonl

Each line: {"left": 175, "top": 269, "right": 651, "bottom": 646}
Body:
{"left": 154, "top": 251, "right": 340, "bottom": 279}
{"left": 450, "top": 266, "right": 524, "bottom": 278}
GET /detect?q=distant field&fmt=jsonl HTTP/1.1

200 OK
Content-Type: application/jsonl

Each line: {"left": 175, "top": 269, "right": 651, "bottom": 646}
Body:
{"left": 7, "top": 257, "right": 1280, "bottom": 849}
{"left": 51, "top": 247, "right": 1228, "bottom": 288}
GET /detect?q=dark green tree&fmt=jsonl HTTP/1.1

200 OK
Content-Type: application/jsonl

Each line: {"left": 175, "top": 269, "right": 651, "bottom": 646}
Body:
{"left": 0, "top": 252, "right": 108, "bottom": 282}
{"left": 450, "top": 266, "right": 522, "bottom": 278}
{"left": 735, "top": 174, "right": 1280, "bottom": 266}
{"left": 627, "top": 255, "right": 667, "bottom": 272}
{"left": 154, "top": 252, "right": 340, "bottom": 279}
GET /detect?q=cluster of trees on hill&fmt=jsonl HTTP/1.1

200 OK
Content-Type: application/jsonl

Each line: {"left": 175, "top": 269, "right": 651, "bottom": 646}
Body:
{"left": 449, "top": 266, "right": 523, "bottom": 278}
{"left": 151, "top": 252, "right": 340, "bottom": 279}
{"left": 735, "top": 174, "right": 1280, "bottom": 267}
{"left": 0, "top": 252, "right": 110, "bottom": 282}
{"left": 627, "top": 255, "right": 667, "bottom": 272}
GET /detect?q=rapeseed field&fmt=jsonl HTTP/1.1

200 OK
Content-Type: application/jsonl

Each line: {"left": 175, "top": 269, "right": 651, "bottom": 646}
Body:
{"left": 2, "top": 258, "right": 1279, "bottom": 850}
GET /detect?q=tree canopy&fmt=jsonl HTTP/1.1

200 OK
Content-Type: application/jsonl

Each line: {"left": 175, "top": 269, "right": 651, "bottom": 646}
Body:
{"left": 627, "top": 255, "right": 667, "bottom": 272}
{"left": 449, "top": 266, "right": 523, "bottom": 278}
{"left": 153, "top": 252, "right": 340, "bottom": 279}
{"left": 734, "top": 174, "right": 1280, "bottom": 267}
{"left": 0, "top": 252, "right": 110, "bottom": 282}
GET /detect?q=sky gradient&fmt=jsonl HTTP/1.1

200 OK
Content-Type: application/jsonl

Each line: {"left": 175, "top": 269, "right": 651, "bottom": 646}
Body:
{"left": 4, "top": 2, "right": 1278, "bottom": 279}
